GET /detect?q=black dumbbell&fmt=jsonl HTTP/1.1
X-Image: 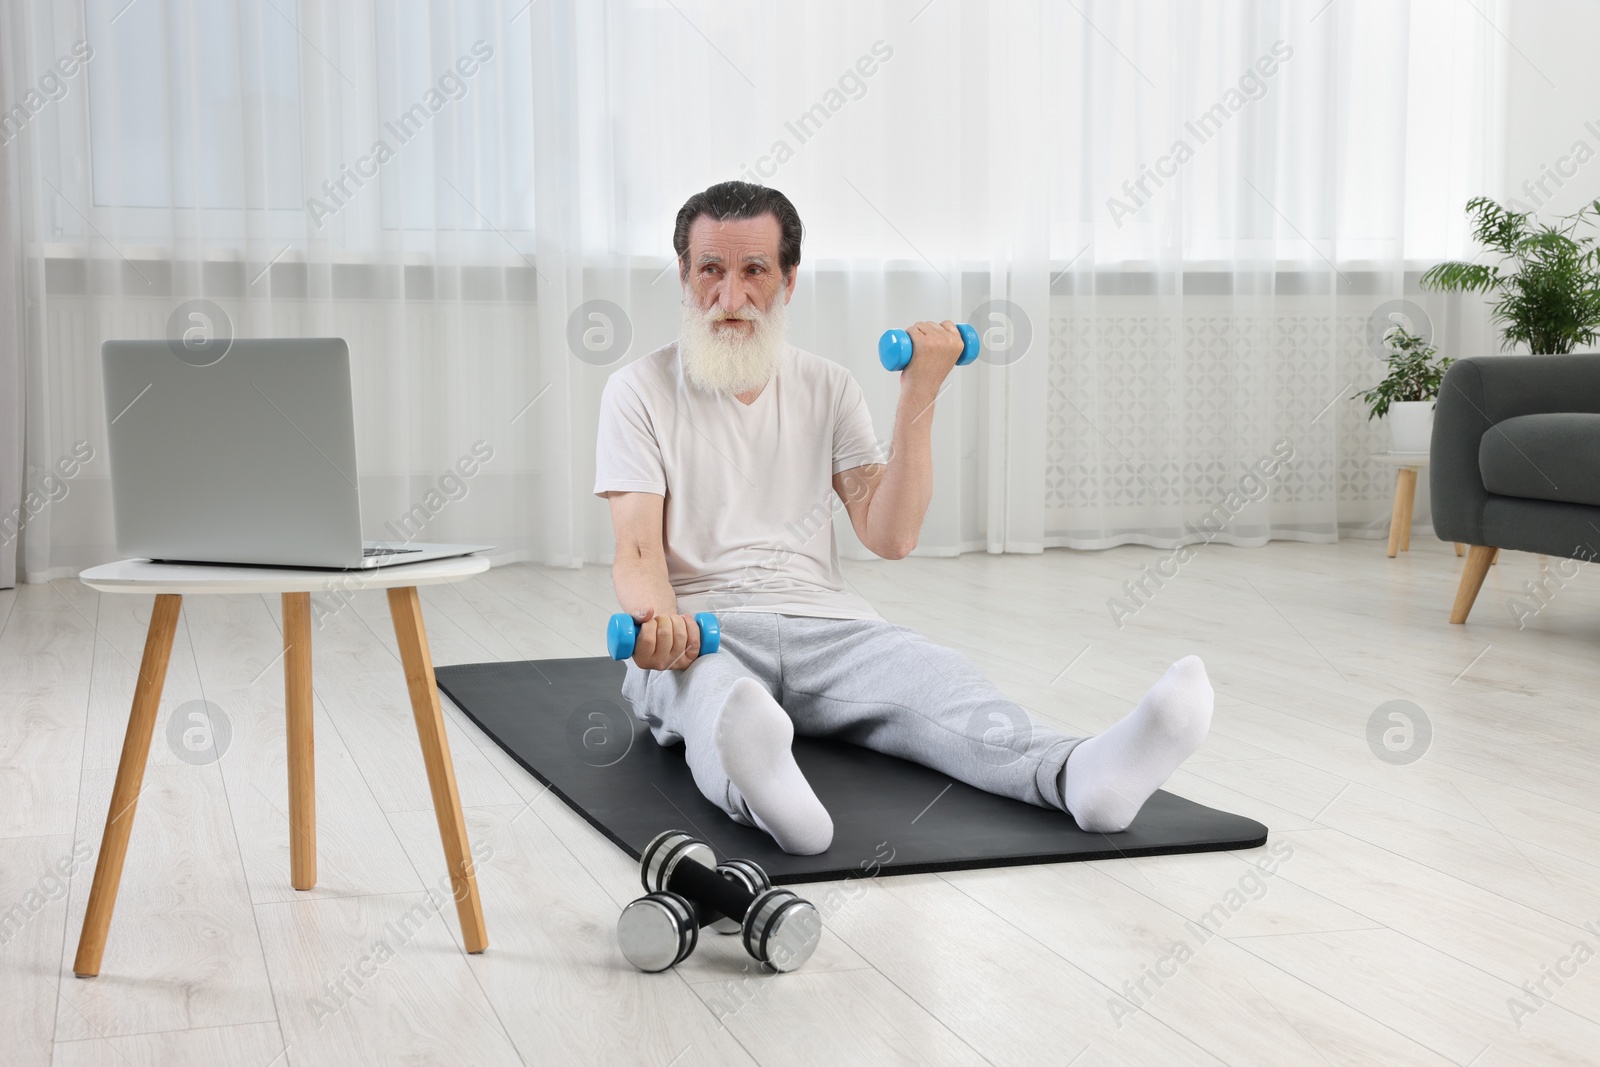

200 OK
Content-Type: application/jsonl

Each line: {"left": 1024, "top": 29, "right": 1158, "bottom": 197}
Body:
{"left": 638, "top": 833, "right": 763, "bottom": 935}
{"left": 642, "top": 832, "right": 820, "bottom": 972}
{"left": 706, "top": 858, "right": 770, "bottom": 934}
{"left": 626, "top": 830, "right": 821, "bottom": 973}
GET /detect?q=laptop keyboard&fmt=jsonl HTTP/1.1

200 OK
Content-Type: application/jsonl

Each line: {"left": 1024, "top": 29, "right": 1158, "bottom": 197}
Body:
{"left": 363, "top": 546, "right": 422, "bottom": 556}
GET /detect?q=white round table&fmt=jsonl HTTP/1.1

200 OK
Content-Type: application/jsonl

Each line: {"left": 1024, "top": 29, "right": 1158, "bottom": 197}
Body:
{"left": 1370, "top": 451, "right": 1468, "bottom": 559}
{"left": 71, "top": 554, "right": 491, "bottom": 978}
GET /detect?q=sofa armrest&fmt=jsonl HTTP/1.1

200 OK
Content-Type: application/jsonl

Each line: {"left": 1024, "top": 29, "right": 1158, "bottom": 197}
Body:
{"left": 1431, "top": 354, "right": 1600, "bottom": 545}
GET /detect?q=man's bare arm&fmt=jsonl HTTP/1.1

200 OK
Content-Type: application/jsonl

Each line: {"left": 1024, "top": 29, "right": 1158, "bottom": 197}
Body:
{"left": 604, "top": 490, "right": 700, "bottom": 669}
{"left": 835, "top": 320, "right": 964, "bottom": 559}
{"left": 606, "top": 490, "right": 677, "bottom": 616}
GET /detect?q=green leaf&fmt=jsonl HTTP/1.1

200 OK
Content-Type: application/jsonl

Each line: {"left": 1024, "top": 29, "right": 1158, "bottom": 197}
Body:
{"left": 1424, "top": 197, "right": 1600, "bottom": 355}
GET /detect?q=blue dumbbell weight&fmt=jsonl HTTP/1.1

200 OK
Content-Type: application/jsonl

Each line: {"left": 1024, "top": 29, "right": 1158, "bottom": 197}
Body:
{"left": 878, "top": 322, "right": 981, "bottom": 372}
{"left": 607, "top": 612, "right": 721, "bottom": 661}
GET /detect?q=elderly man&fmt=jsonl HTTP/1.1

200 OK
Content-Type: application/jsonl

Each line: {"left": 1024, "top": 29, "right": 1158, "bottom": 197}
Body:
{"left": 594, "top": 181, "right": 1211, "bottom": 855}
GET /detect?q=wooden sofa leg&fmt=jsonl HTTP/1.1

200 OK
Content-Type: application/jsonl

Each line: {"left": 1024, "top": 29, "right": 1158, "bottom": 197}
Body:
{"left": 1451, "top": 545, "right": 1497, "bottom": 624}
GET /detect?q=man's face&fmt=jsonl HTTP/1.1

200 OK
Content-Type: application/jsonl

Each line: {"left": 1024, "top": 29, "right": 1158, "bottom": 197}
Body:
{"left": 682, "top": 213, "right": 796, "bottom": 336}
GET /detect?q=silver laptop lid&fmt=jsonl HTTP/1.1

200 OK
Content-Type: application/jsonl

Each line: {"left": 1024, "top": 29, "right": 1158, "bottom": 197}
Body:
{"left": 101, "top": 337, "right": 364, "bottom": 567}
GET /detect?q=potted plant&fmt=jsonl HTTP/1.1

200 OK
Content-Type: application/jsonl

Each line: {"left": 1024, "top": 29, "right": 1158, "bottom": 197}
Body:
{"left": 1354, "top": 325, "right": 1454, "bottom": 453}
{"left": 1420, "top": 196, "right": 1600, "bottom": 354}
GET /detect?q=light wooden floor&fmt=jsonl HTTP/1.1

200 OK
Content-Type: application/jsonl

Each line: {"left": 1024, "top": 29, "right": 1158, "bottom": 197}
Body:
{"left": 3, "top": 536, "right": 1599, "bottom": 1066}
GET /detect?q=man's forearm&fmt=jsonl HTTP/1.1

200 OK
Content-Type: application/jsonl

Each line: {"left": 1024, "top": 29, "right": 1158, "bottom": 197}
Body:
{"left": 863, "top": 384, "right": 940, "bottom": 558}
{"left": 612, "top": 550, "right": 678, "bottom": 618}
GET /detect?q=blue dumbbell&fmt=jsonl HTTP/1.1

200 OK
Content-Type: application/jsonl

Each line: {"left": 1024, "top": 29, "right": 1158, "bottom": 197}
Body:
{"left": 878, "top": 323, "right": 981, "bottom": 372}
{"left": 607, "top": 612, "right": 721, "bottom": 662}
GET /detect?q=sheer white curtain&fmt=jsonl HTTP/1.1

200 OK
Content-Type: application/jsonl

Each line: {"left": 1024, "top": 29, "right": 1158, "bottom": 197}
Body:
{"left": 0, "top": 0, "right": 1503, "bottom": 583}
{"left": 1036, "top": 0, "right": 1502, "bottom": 551}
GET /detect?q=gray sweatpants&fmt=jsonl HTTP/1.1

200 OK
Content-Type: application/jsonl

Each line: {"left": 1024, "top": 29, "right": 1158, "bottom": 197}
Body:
{"left": 619, "top": 612, "right": 1084, "bottom": 829}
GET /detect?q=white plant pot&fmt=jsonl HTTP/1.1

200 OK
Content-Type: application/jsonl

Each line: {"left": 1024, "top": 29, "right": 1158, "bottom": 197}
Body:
{"left": 1386, "top": 400, "right": 1434, "bottom": 454}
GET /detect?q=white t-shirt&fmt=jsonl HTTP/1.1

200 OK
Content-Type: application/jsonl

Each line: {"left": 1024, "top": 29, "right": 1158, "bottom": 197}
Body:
{"left": 594, "top": 340, "right": 887, "bottom": 620}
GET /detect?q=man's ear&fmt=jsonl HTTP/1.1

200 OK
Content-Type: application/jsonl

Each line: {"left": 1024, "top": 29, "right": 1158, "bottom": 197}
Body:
{"left": 783, "top": 266, "right": 799, "bottom": 302}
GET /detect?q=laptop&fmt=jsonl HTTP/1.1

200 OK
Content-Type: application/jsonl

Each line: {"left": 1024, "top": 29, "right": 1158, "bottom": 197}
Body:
{"left": 101, "top": 337, "right": 492, "bottom": 570}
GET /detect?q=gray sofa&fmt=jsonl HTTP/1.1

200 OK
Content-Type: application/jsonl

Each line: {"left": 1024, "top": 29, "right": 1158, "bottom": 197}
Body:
{"left": 1431, "top": 354, "right": 1600, "bottom": 622}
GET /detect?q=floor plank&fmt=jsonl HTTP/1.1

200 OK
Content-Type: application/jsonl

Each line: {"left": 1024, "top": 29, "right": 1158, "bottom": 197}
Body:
{"left": 50, "top": 1021, "right": 287, "bottom": 1067}
{"left": 55, "top": 765, "right": 278, "bottom": 1040}
{"left": 689, "top": 968, "right": 991, "bottom": 1067}
{"left": 0, "top": 687, "right": 86, "bottom": 839}
{"left": 947, "top": 861, "right": 1456, "bottom": 1065}
{"left": 1236, "top": 927, "right": 1600, "bottom": 1067}
{"left": 1, "top": 834, "right": 75, "bottom": 1067}
{"left": 252, "top": 890, "right": 522, "bottom": 1067}
{"left": 817, "top": 870, "right": 1226, "bottom": 1066}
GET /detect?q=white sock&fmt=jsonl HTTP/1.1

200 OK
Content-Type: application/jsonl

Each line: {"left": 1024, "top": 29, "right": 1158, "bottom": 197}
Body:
{"left": 714, "top": 678, "right": 834, "bottom": 855}
{"left": 1060, "top": 655, "right": 1214, "bottom": 833}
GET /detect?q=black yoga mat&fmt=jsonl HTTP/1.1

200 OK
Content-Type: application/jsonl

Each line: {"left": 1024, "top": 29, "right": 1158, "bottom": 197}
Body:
{"left": 436, "top": 657, "right": 1267, "bottom": 883}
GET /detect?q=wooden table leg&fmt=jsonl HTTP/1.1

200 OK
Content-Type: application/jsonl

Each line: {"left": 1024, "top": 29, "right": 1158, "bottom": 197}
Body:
{"left": 1388, "top": 468, "right": 1418, "bottom": 557}
{"left": 283, "top": 592, "right": 316, "bottom": 891}
{"left": 73, "top": 594, "right": 183, "bottom": 977}
{"left": 1454, "top": 543, "right": 1465, "bottom": 557}
{"left": 387, "top": 585, "right": 488, "bottom": 953}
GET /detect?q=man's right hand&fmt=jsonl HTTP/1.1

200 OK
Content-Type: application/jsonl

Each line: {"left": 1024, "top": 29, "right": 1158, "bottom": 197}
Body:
{"left": 628, "top": 607, "right": 703, "bottom": 671}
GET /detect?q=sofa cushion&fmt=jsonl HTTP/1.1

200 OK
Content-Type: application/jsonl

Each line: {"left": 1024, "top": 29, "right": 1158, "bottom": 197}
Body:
{"left": 1479, "top": 412, "right": 1600, "bottom": 507}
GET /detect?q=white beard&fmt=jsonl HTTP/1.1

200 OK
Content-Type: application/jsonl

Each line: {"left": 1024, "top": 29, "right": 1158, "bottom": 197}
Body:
{"left": 678, "top": 296, "right": 787, "bottom": 397}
